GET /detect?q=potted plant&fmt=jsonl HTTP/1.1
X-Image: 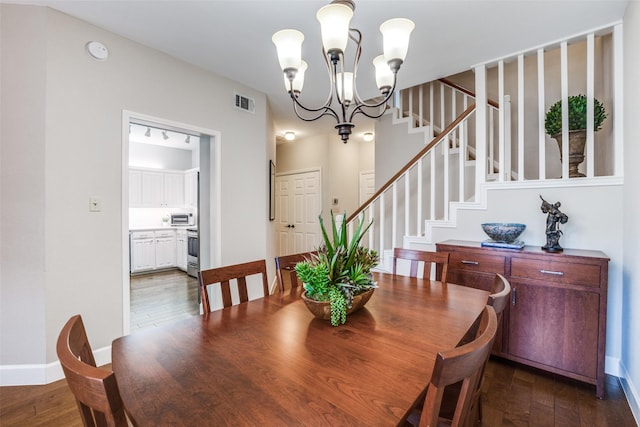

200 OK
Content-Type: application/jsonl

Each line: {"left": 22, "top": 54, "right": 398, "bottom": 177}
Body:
{"left": 545, "top": 94, "right": 607, "bottom": 177}
{"left": 295, "top": 212, "right": 379, "bottom": 326}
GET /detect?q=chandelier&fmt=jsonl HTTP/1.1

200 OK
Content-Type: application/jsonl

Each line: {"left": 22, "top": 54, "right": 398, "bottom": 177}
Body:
{"left": 272, "top": 0, "right": 414, "bottom": 143}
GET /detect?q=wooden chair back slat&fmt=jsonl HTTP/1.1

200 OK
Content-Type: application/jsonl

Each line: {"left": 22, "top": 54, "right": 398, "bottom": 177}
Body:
{"left": 275, "top": 251, "right": 317, "bottom": 292}
{"left": 56, "top": 315, "right": 129, "bottom": 427}
{"left": 393, "top": 248, "right": 450, "bottom": 284}
{"left": 199, "top": 259, "right": 269, "bottom": 312}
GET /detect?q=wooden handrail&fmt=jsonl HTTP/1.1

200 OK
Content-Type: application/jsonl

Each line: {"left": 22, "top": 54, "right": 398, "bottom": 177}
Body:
{"left": 346, "top": 103, "right": 476, "bottom": 224}
{"left": 438, "top": 78, "right": 500, "bottom": 109}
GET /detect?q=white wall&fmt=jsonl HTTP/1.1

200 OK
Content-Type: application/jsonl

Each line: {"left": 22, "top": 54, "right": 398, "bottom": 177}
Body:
{"left": 375, "top": 112, "right": 426, "bottom": 187}
{"left": 129, "top": 142, "right": 194, "bottom": 170}
{"left": 0, "top": 4, "right": 273, "bottom": 383}
{"left": 0, "top": 5, "right": 48, "bottom": 371}
{"left": 622, "top": 1, "right": 640, "bottom": 421}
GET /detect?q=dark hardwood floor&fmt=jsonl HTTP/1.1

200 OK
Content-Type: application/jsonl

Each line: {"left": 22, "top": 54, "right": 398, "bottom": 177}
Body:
{"left": 129, "top": 269, "right": 199, "bottom": 331}
{"left": 1, "top": 358, "right": 636, "bottom": 426}
{"left": 1, "top": 274, "right": 636, "bottom": 426}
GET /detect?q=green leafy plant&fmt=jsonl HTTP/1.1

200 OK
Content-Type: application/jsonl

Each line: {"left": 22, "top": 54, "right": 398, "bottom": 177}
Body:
{"left": 545, "top": 94, "right": 607, "bottom": 136}
{"left": 295, "top": 212, "right": 379, "bottom": 326}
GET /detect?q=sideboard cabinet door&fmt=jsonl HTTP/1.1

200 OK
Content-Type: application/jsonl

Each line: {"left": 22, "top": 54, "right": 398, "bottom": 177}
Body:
{"left": 508, "top": 279, "right": 600, "bottom": 379}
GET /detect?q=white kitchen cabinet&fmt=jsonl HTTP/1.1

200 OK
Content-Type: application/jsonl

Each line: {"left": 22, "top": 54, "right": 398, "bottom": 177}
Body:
{"left": 140, "top": 171, "right": 164, "bottom": 207}
{"left": 176, "top": 229, "right": 187, "bottom": 271}
{"left": 130, "top": 229, "right": 179, "bottom": 273}
{"left": 163, "top": 172, "right": 185, "bottom": 207}
{"left": 184, "top": 169, "right": 198, "bottom": 208}
{"left": 155, "top": 230, "right": 177, "bottom": 269}
{"left": 129, "top": 170, "right": 142, "bottom": 206}
{"left": 129, "top": 168, "right": 185, "bottom": 208}
{"left": 130, "top": 231, "right": 156, "bottom": 273}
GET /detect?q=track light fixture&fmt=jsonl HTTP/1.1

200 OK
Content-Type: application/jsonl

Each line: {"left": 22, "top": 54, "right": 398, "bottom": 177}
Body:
{"left": 145, "top": 127, "right": 151, "bottom": 137}
{"left": 272, "top": 0, "right": 414, "bottom": 143}
{"left": 185, "top": 135, "right": 191, "bottom": 144}
{"left": 162, "top": 130, "right": 169, "bottom": 140}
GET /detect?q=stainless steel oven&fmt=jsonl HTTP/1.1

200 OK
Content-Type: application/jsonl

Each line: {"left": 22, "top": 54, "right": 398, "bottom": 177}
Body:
{"left": 187, "top": 228, "right": 199, "bottom": 278}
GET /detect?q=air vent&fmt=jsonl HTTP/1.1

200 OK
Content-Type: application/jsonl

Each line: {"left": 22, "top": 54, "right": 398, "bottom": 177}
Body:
{"left": 235, "top": 93, "right": 255, "bottom": 113}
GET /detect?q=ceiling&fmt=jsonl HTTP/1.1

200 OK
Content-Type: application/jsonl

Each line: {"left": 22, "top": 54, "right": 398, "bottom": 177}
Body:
{"left": 14, "top": 0, "right": 628, "bottom": 142}
{"left": 129, "top": 123, "right": 200, "bottom": 151}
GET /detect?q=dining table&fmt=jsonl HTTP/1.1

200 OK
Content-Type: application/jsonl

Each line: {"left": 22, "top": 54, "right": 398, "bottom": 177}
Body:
{"left": 112, "top": 272, "right": 489, "bottom": 426}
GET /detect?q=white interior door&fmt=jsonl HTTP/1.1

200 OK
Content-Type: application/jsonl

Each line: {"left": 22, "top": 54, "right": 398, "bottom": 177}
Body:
{"left": 359, "top": 170, "right": 375, "bottom": 205}
{"left": 276, "top": 169, "right": 321, "bottom": 255}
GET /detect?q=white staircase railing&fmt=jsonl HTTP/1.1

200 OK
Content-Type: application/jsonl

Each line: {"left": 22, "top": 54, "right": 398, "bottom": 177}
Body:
{"left": 347, "top": 104, "right": 476, "bottom": 254}
{"left": 347, "top": 22, "right": 622, "bottom": 266}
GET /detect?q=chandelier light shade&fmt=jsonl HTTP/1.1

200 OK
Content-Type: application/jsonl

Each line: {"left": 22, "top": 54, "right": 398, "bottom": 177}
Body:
{"left": 285, "top": 60, "right": 308, "bottom": 94}
{"left": 380, "top": 18, "right": 415, "bottom": 66}
{"left": 272, "top": 29, "right": 304, "bottom": 74}
{"left": 373, "top": 55, "right": 394, "bottom": 93}
{"left": 316, "top": 3, "right": 353, "bottom": 55}
{"left": 272, "top": 0, "right": 414, "bottom": 143}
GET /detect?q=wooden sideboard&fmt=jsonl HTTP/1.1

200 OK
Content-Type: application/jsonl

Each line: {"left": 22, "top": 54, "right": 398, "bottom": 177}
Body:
{"left": 435, "top": 240, "right": 609, "bottom": 398}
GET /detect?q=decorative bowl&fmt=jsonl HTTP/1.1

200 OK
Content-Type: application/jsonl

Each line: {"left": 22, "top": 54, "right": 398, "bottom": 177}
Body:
{"left": 481, "top": 223, "right": 526, "bottom": 243}
{"left": 301, "top": 289, "right": 374, "bottom": 322}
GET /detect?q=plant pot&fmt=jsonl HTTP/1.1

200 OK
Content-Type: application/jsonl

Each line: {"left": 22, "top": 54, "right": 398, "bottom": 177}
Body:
{"left": 553, "top": 130, "right": 587, "bottom": 178}
{"left": 301, "top": 289, "right": 375, "bottom": 322}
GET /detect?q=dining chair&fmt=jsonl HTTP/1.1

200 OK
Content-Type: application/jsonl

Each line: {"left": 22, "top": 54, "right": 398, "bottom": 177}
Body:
{"left": 199, "top": 259, "right": 269, "bottom": 312}
{"left": 440, "top": 273, "right": 512, "bottom": 427}
{"left": 56, "top": 315, "right": 129, "bottom": 427}
{"left": 488, "top": 273, "right": 511, "bottom": 320}
{"left": 393, "top": 248, "right": 450, "bottom": 284}
{"left": 406, "top": 305, "right": 498, "bottom": 427}
{"left": 465, "top": 273, "right": 511, "bottom": 426}
{"left": 275, "top": 251, "right": 317, "bottom": 292}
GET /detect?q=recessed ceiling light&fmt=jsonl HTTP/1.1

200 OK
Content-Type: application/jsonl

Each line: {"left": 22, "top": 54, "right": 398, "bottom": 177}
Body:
{"left": 363, "top": 132, "right": 374, "bottom": 142}
{"left": 284, "top": 131, "right": 296, "bottom": 141}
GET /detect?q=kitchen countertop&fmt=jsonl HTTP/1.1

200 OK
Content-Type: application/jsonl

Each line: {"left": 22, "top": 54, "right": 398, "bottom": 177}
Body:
{"left": 129, "top": 225, "right": 196, "bottom": 232}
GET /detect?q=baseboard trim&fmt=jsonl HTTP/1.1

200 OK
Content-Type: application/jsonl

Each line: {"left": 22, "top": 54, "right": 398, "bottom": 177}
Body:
{"left": 606, "top": 355, "right": 622, "bottom": 377}
{"left": 0, "top": 345, "right": 112, "bottom": 386}
{"left": 619, "top": 361, "right": 640, "bottom": 426}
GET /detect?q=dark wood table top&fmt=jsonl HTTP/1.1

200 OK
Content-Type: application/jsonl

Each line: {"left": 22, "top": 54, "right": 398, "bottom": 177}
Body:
{"left": 112, "top": 272, "right": 489, "bottom": 426}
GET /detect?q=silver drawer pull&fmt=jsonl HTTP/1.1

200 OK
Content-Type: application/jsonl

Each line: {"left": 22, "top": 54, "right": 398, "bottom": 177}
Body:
{"left": 540, "top": 269, "right": 564, "bottom": 276}
{"left": 461, "top": 260, "right": 479, "bottom": 265}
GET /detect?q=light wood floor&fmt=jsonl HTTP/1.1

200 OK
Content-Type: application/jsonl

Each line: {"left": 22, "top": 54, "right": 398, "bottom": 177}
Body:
{"left": 129, "top": 269, "right": 199, "bottom": 331}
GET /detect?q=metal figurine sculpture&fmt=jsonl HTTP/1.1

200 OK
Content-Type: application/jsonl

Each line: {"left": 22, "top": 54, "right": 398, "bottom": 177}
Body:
{"left": 540, "top": 195, "right": 569, "bottom": 252}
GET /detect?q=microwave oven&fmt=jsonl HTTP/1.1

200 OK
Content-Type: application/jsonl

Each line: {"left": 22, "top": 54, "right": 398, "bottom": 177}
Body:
{"left": 171, "top": 213, "right": 194, "bottom": 226}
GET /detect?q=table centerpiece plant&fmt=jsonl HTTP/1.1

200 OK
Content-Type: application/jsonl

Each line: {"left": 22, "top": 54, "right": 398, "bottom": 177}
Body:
{"left": 295, "top": 212, "right": 379, "bottom": 326}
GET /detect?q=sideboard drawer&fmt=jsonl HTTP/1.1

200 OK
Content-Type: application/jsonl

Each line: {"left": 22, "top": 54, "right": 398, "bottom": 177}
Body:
{"left": 511, "top": 258, "right": 601, "bottom": 287}
{"left": 449, "top": 252, "right": 506, "bottom": 275}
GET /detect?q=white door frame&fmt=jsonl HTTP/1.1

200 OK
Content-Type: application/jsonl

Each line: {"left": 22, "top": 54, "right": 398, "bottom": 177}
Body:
{"left": 121, "top": 110, "right": 221, "bottom": 336}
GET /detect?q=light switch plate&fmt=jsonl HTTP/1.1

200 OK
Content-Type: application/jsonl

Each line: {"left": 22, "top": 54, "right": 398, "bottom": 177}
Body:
{"left": 89, "top": 196, "right": 101, "bottom": 212}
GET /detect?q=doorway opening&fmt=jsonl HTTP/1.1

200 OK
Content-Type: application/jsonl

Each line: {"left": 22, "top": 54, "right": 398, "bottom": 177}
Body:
{"left": 121, "top": 111, "right": 221, "bottom": 335}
